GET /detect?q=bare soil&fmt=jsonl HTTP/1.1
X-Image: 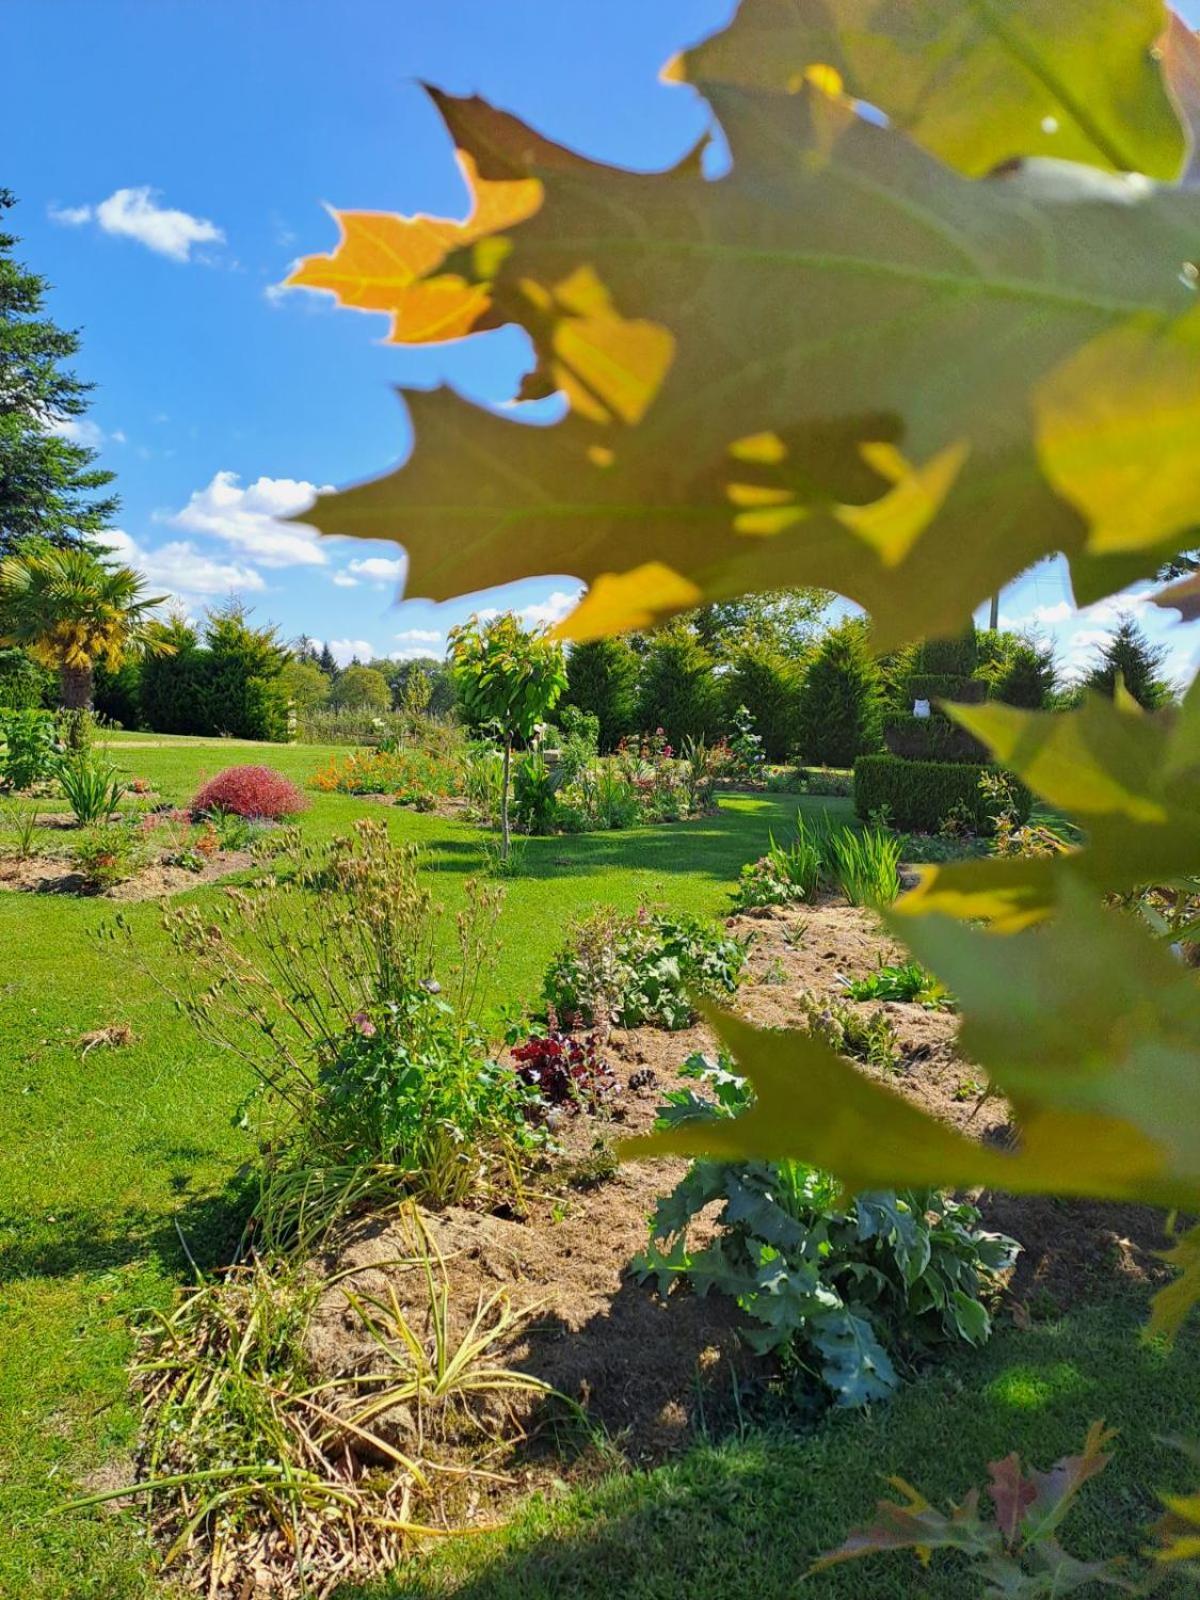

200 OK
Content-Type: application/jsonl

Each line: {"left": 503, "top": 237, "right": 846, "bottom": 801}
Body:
{"left": 306, "top": 900, "right": 1176, "bottom": 1479}
{"left": 0, "top": 845, "right": 254, "bottom": 900}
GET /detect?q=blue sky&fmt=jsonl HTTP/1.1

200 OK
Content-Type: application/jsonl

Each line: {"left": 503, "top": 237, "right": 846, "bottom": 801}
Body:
{"left": 5, "top": 0, "right": 1199, "bottom": 683}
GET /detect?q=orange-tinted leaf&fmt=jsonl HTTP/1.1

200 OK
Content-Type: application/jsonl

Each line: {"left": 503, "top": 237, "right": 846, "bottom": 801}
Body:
{"left": 284, "top": 153, "right": 542, "bottom": 343}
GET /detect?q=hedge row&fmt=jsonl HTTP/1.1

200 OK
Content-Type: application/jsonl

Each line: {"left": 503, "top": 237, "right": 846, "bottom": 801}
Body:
{"left": 853, "top": 754, "right": 1033, "bottom": 834}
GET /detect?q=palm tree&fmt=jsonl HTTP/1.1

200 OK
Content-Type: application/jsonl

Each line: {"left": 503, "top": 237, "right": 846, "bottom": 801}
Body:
{"left": 0, "top": 542, "right": 170, "bottom": 710}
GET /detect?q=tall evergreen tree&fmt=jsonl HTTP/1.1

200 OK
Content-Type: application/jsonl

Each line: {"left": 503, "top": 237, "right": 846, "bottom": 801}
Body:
{"left": 564, "top": 636, "right": 639, "bottom": 751}
{"left": 635, "top": 625, "right": 722, "bottom": 747}
{"left": 795, "top": 619, "right": 884, "bottom": 767}
{"left": 0, "top": 190, "right": 119, "bottom": 556}
{"left": 318, "top": 641, "right": 338, "bottom": 676}
{"left": 1083, "top": 616, "right": 1174, "bottom": 710}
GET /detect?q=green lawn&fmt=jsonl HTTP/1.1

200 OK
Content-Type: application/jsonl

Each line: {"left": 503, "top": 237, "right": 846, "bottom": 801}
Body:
{"left": 0, "top": 735, "right": 1194, "bottom": 1599}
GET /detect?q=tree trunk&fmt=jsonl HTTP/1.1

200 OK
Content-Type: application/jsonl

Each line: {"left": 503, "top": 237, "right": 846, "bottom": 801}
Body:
{"left": 60, "top": 663, "right": 94, "bottom": 712}
{"left": 988, "top": 592, "right": 1000, "bottom": 631}
{"left": 501, "top": 735, "right": 512, "bottom": 861}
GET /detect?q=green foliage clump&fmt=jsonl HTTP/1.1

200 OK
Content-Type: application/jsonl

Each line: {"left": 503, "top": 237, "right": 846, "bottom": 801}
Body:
{"left": 0, "top": 189, "right": 120, "bottom": 559}
{"left": 795, "top": 620, "right": 883, "bottom": 767}
{"left": 855, "top": 755, "right": 1032, "bottom": 835}
{"left": 883, "top": 711, "right": 986, "bottom": 762}
{"left": 563, "top": 637, "right": 639, "bottom": 751}
{"left": 278, "top": 657, "right": 331, "bottom": 716}
{"left": 511, "top": 748, "right": 560, "bottom": 834}
{"left": 732, "top": 821, "right": 825, "bottom": 909}
{"left": 0, "top": 646, "right": 52, "bottom": 709}
{"left": 543, "top": 905, "right": 747, "bottom": 1031}
{"left": 450, "top": 613, "right": 567, "bottom": 858}
{"left": 71, "top": 820, "right": 149, "bottom": 890}
{"left": 635, "top": 625, "right": 722, "bottom": 747}
{"left": 841, "top": 960, "right": 952, "bottom": 1010}
{"left": 330, "top": 662, "right": 391, "bottom": 712}
{"left": 798, "top": 993, "right": 901, "bottom": 1072}
{"left": 0, "top": 705, "right": 56, "bottom": 789}
{"left": 637, "top": 1055, "right": 1017, "bottom": 1408}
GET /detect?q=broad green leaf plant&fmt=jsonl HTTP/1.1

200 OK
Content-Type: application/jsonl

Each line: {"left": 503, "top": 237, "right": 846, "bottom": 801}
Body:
{"left": 285, "top": 4, "right": 1200, "bottom": 1329}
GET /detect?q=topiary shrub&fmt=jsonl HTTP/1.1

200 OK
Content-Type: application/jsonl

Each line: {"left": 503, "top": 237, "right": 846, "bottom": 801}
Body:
{"left": 853, "top": 754, "right": 1031, "bottom": 835}
{"left": 906, "top": 674, "right": 987, "bottom": 706}
{"left": 192, "top": 765, "right": 306, "bottom": 821}
{"left": 882, "top": 713, "right": 987, "bottom": 763}
{"left": 915, "top": 626, "right": 978, "bottom": 678}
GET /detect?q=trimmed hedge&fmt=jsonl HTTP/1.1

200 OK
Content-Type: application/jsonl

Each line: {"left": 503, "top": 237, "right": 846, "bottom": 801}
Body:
{"left": 917, "top": 628, "right": 978, "bottom": 677}
{"left": 854, "top": 754, "right": 1032, "bottom": 834}
{"left": 907, "top": 674, "right": 987, "bottom": 705}
{"left": 882, "top": 714, "right": 987, "bottom": 763}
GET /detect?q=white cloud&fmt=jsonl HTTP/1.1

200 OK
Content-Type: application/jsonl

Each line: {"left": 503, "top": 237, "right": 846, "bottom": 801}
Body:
{"left": 390, "top": 647, "right": 444, "bottom": 662}
{"left": 97, "top": 528, "right": 265, "bottom": 604}
{"left": 45, "top": 415, "right": 124, "bottom": 449}
{"left": 49, "top": 203, "right": 93, "bottom": 226}
{"left": 168, "top": 470, "right": 332, "bottom": 568}
{"left": 97, "top": 187, "right": 223, "bottom": 261}
{"left": 328, "top": 638, "right": 377, "bottom": 667}
{"left": 517, "top": 588, "right": 583, "bottom": 629}
{"left": 332, "top": 572, "right": 359, "bottom": 588}
{"left": 347, "top": 555, "right": 406, "bottom": 583}
{"left": 51, "top": 188, "right": 223, "bottom": 262}
{"left": 395, "top": 628, "right": 443, "bottom": 645}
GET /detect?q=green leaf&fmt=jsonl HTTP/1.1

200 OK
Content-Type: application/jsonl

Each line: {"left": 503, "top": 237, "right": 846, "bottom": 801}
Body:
{"left": 895, "top": 683, "right": 1200, "bottom": 928}
{"left": 293, "top": 81, "right": 1200, "bottom": 650}
{"left": 678, "top": 0, "right": 1186, "bottom": 180}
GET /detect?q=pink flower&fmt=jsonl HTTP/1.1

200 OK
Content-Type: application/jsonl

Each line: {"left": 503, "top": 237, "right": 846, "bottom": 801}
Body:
{"left": 350, "top": 1012, "right": 377, "bottom": 1038}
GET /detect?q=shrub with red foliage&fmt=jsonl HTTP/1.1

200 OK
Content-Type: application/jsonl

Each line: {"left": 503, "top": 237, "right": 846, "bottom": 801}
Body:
{"left": 510, "top": 1031, "right": 619, "bottom": 1119}
{"left": 191, "top": 765, "right": 306, "bottom": 821}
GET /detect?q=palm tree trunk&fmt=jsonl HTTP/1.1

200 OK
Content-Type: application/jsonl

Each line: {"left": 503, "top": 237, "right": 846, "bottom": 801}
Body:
{"left": 60, "top": 663, "right": 94, "bottom": 711}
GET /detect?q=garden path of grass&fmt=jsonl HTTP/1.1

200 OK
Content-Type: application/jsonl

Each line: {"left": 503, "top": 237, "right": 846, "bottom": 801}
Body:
{"left": 0, "top": 735, "right": 1195, "bottom": 1599}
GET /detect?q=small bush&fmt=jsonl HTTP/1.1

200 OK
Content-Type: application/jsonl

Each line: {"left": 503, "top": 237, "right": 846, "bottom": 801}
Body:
{"left": 512, "top": 749, "right": 560, "bottom": 834}
{"left": 143, "top": 823, "right": 537, "bottom": 1216}
{"left": 637, "top": 1054, "right": 1017, "bottom": 1409}
{"left": 192, "top": 765, "right": 306, "bottom": 821}
{"left": 0, "top": 707, "right": 57, "bottom": 791}
{"left": 841, "top": 960, "right": 952, "bottom": 1010}
{"left": 732, "top": 826, "right": 823, "bottom": 909}
{"left": 310, "top": 745, "right": 459, "bottom": 806}
{"left": 544, "top": 905, "right": 748, "bottom": 1031}
{"left": 799, "top": 993, "right": 901, "bottom": 1071}
{"left": 72, "top": 822, "right": 150, "bottom": 889}
{"left": 510, "top": 1030, "right": 620, "bottom": 1118}
{"left": 854, "top": 755, "right": 1032, "bottom": 835}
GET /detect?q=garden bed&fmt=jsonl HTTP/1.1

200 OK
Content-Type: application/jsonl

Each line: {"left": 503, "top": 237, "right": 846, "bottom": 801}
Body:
{"left": 301, "top": 899, "right": 1174, "bottom": 1507}
{"left": 0, "top": 842, "right": 255, "bottom": 899}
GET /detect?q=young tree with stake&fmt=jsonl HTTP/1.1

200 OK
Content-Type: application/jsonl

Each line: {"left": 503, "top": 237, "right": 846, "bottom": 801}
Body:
{"left": 449, "top": 614, "right": 566, "bottom": 860}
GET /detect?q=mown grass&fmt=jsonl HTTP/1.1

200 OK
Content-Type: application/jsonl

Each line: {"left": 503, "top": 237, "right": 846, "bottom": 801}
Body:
{"left": 0, "top": 735, "right": 831, "bottom": 1597}
{"left": 0, "top": 734, "right": 1193, "bottom": 1598}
